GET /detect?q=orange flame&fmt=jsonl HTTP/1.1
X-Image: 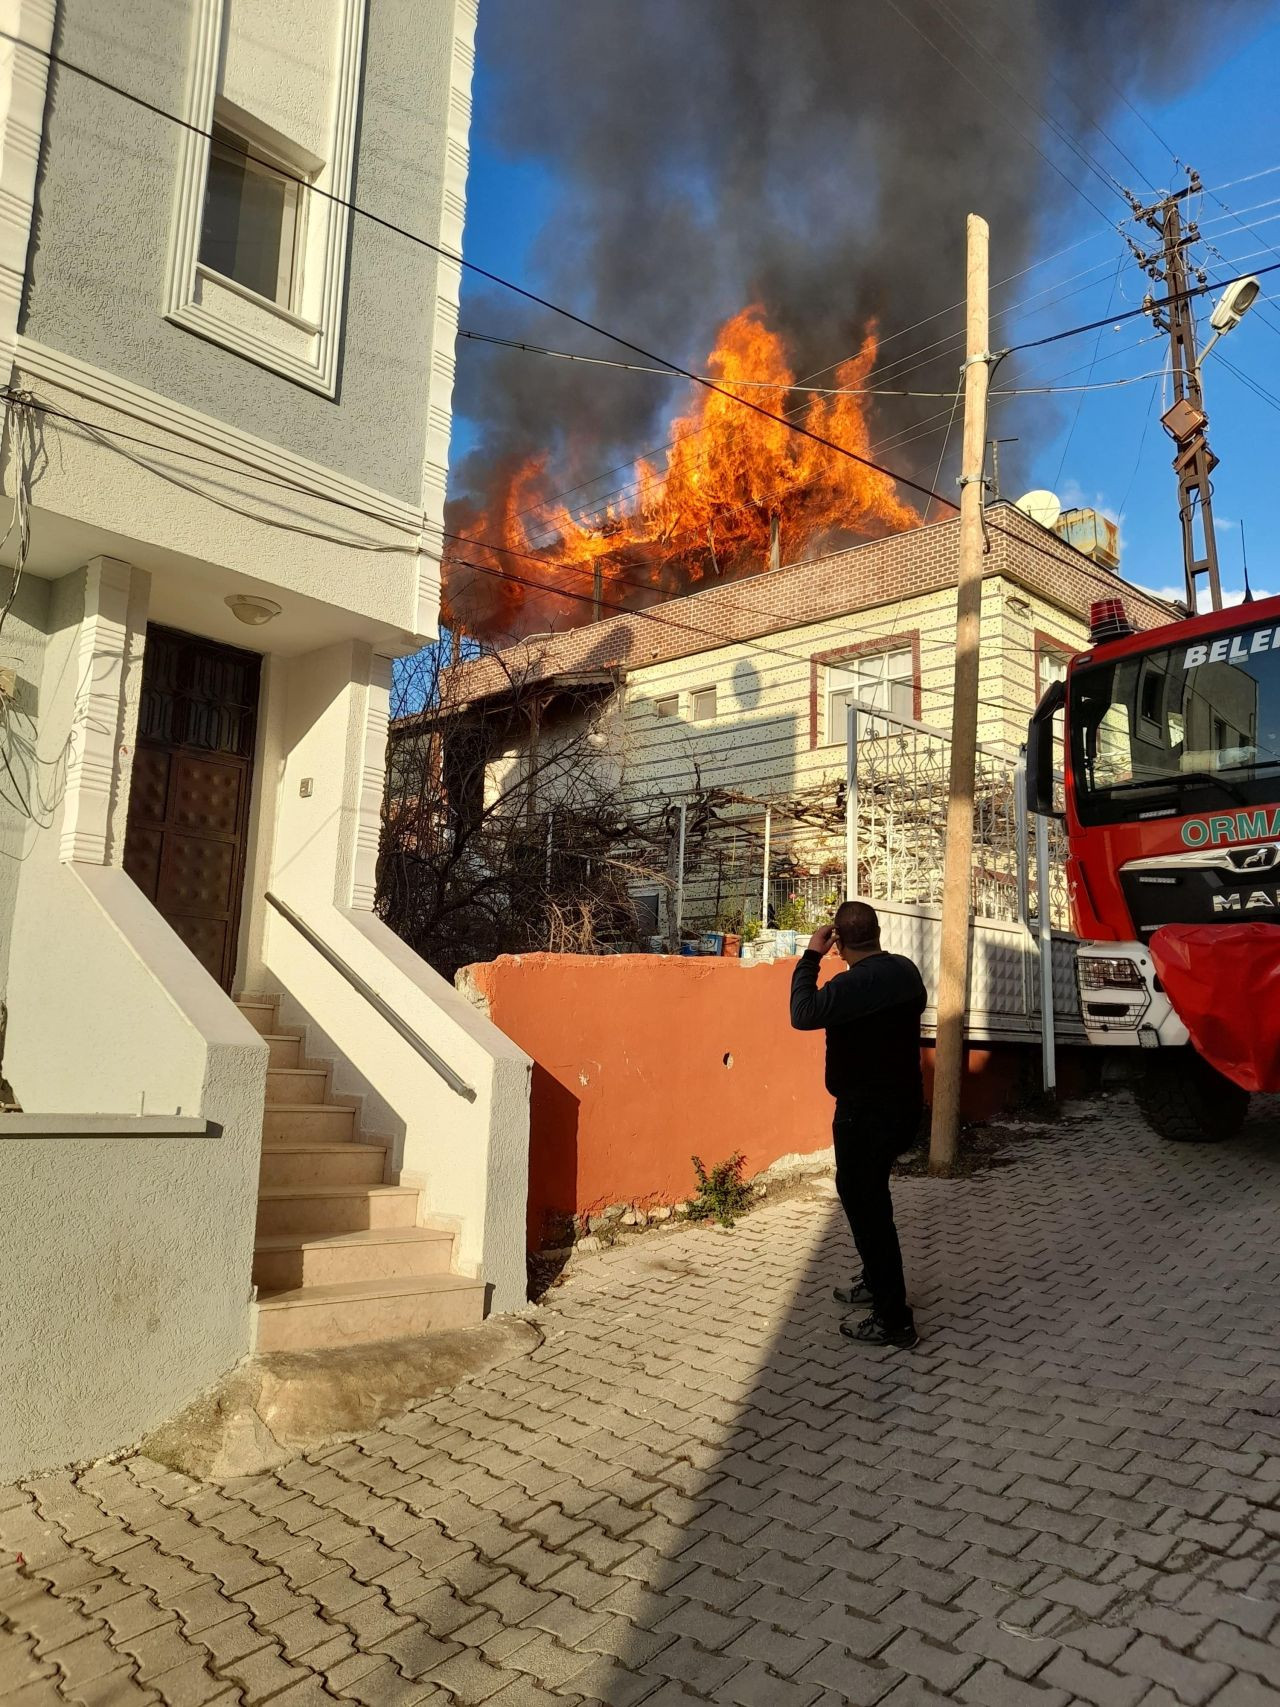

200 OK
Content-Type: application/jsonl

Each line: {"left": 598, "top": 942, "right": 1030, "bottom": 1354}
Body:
{"left": 446, "top": 306, "right": 920, "bottom": 636}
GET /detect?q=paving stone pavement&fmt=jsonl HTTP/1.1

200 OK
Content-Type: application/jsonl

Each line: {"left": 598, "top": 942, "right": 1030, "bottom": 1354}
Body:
{"left": 4, "top": 1094, "right": 1280, "bottom": 1707}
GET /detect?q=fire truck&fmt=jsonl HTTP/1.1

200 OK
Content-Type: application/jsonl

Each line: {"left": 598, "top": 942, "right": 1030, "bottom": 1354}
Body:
{"left": 1026, "top": 592, "right": 1280, "bottom": 1142}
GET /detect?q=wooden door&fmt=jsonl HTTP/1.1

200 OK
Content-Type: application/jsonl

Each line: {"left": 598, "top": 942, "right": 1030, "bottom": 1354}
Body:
{"left": 123, "top": 625, "right": 261, "bottom": 992}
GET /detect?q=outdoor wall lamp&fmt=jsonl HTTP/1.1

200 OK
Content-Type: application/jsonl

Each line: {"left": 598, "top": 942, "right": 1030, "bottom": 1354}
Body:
{"left": 225, "top": 593, "right": 282, "bottom": 626}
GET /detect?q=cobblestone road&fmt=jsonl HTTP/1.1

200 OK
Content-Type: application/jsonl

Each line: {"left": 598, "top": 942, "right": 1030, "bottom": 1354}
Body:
{"left": 4, "top": 1096, "right": 1280, "bottom": 1707}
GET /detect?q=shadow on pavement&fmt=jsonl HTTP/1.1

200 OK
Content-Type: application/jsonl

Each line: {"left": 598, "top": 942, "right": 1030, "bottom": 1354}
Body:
{"left": 4, "top": 1095, "right": 1279, "bottom": 1706}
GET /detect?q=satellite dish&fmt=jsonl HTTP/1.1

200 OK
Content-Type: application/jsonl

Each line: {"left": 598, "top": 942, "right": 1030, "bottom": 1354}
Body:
{"left": 1014, "top": 489, "right": 1062, "bottom": 529}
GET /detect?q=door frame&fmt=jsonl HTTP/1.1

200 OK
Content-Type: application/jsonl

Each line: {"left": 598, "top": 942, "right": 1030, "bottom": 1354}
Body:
{"left": 124, "top": 623, "right": 263, "bottom": 992}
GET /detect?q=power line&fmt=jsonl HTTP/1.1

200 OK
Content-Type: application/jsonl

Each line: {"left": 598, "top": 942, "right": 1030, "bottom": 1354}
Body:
{"left": 22, "top": 16, "right": 1265, "bottom": 584}
{"left": 516, "top": 322, "right": 1161, "bottom": 545}
{"left": 1, "top": 30, "right": 1197, "bottom": 636}
{"left": 487, "top": 199, "right": 1255, "bottom": 546}
{"left": 1216, "top": 351, "right": 1280, "bottom": 415}
{"left": 484, "top": 259, "right": 1180, "bottom": 545}
{"left": 2, "top": 378, "right": 1179, "bottom": 692}
{"left": 1117, "top": 372, "right": 1163, "bottom": 521}
{"left": 528, "top": 331, "right": 1161, "bottom": 542}
{"left": 0, "top": 23, "right": 948, "bottom": 516}
{"left": 920, "top": 0, "right": 1140, "bottom": 203}
{"left": 1006, "top": 255, "right": 1280, "bottom": 353}
{"left": 485, "top": 235, "right": 1143, "bottom": 550}
{"left": 454, "top": 332, "right": 966, "bottom": 396}
{"left": 881, "top": 0, "right": 1122, "bottom": 225}
{"left": 1054, "top": 257, "right": 1125, "bottom": 489}
{"left": 456, "top": 325, "right": 1172, "bottom": 400}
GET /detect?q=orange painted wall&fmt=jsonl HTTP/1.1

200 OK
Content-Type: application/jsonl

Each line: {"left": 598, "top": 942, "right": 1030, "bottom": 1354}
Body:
{"left": 465, "top": 953, "right": 1085, "bottom": 1249}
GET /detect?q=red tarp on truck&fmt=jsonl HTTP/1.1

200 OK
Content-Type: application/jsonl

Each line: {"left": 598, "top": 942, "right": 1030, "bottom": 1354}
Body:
{"left": 1150, "top": 922, "right": 1280, "bottom": 1093}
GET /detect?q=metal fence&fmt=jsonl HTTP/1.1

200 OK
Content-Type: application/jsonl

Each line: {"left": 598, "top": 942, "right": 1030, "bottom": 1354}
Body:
{"left": 635, "top": 702, "right": 1073, "bottom": 938}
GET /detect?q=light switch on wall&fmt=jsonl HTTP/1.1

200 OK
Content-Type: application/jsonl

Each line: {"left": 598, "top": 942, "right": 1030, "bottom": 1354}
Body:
{"left": 299, "top": 777, "right": 314, "bottom": 798}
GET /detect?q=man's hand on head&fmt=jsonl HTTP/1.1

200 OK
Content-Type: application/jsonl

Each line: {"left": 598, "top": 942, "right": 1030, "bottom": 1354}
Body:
{"left": 807, "top": 924, "right": 837, "bottom": 956}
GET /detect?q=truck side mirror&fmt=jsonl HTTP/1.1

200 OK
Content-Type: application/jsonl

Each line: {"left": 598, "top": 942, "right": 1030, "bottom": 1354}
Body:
{"left": 1026, "top": 677, "right": 1065, "bottom": 817}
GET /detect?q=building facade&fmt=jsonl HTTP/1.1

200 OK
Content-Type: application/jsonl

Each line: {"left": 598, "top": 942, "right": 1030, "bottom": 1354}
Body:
{"left": 0, "top": 0, "right": 530, "bottom": 1479}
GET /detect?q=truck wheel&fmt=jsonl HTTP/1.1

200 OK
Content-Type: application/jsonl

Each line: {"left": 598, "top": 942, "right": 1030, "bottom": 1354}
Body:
{"left": 1135, "top": 1050, "right": 1250, "bottom": 1144}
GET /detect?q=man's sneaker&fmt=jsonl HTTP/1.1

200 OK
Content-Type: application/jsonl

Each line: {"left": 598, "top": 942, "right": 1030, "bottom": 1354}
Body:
{"left": 832, "top": 1277, "right": 873, "bottom": 1306}
{"left": 841, "top": 1313, "right": 919, "bottom": 1350}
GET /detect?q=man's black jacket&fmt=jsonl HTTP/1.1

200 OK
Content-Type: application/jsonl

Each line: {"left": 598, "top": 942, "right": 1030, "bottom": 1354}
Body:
{"left": 790, "top": 948, "right": 927, "bottom": 1106}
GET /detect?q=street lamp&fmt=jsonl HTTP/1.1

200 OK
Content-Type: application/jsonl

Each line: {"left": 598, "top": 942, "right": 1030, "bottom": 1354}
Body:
{"left": 1198, "top": 274, "right": 1261, "bottom": 370}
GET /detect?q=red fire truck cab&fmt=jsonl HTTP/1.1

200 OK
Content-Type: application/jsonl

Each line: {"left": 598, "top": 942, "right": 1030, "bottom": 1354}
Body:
{"left": 1027, "top": 590, "right": 1280, "bottom": 1142}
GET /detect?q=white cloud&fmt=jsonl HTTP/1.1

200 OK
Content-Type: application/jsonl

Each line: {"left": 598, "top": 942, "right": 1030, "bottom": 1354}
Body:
{"left": 1137, "top": 585, "right": 1187, "bottom": 603}
{"left": 1133, "top": 581, "right": 1273, "bottom": 612}
{"left": 1222, "top": 586, "right": 1272, "bottom": 607}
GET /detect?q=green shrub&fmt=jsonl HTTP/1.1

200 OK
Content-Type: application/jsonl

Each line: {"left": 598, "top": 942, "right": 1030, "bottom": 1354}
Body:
{"left": 688, "top": 1151, "right": 752, "bottom": 1226}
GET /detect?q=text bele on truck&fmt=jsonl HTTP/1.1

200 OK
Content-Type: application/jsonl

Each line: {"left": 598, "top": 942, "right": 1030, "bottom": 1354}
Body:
{"left": 1027, "top": 592, "right": 1280, "bottom": 1142}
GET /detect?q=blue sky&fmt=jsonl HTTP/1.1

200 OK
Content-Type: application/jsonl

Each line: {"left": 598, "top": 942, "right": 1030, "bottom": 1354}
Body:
{"left": 453, "top": 9, "right": 1280, "bottom": 612}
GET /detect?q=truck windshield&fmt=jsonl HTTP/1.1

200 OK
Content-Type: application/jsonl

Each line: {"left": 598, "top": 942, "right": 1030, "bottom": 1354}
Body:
{"left": 1069, "top": 619, "right": 1280, "bottom": 826}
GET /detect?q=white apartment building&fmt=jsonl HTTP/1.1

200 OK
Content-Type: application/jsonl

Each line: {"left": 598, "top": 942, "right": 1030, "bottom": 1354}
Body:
{"left": 0, "top": 0, "right": 529, "bottom": 1480}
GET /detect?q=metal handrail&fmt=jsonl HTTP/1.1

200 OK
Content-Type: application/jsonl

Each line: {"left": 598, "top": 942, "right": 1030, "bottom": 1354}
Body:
{"left": 264, "top": 892, "right": 476, "bottom": 1102}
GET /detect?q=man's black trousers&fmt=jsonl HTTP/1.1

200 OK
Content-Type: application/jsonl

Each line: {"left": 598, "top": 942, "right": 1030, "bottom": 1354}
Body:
{"left": 832, "top": 1099, "right": 919, "bottom": 1330}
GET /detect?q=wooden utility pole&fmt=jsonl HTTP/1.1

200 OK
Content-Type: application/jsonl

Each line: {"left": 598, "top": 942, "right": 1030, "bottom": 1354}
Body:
{"left": 929, "top": 213, "right": 990, "bottom": 1174}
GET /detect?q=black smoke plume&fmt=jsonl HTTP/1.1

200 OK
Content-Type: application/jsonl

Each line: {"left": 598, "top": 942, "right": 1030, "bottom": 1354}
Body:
{"left": 448, "top": 0, "right": 1267, "bottom": 637}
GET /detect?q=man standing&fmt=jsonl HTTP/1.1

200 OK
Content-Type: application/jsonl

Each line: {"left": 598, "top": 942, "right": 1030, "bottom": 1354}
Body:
{"left": 790, "top": 900, "right": 927, "bottom": 1349}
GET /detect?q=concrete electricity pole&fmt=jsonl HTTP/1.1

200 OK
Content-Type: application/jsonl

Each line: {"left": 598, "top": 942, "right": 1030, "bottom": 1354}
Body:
{"left": 930, "top": 213, "right": 991, "bottom": 1174}
{"left": 1127, "top": 174, "right": 1223, "bottom": 612}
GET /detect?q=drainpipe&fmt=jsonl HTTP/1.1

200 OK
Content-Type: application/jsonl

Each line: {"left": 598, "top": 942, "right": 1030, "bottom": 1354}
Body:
{"left": 761, "top": 806, "right": 771, "bottom": 925}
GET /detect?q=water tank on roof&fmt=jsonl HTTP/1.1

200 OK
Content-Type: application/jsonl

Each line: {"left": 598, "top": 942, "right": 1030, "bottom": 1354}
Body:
{"left": 1053, "top": 506, "right": 1120, "bottom": 572}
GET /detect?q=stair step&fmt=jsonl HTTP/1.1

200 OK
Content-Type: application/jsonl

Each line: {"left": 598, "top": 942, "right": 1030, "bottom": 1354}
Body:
{"left": 237, "top": 1000, "right": 279, "bottom": 1037}
{"left": 266, "top": 1067, "right": 329, "bottom": 1105}
{"left": 252, "top": 1226, "right": 454, "bottom": 1290}
{"left": 263, "top": 1104, "right": 355, "bottom": 1142}
{"left": 263, "top": 1034, "right": 303, "bottom": 1070}
{"left": 255, "top": 1274, "right": 486, "bottom": 1353}
{"left": 256, "top": 1183, "right": 419, "bottom": 1237}
{"left": 259, "top": 1141, "right": 387, "bottom": 1188}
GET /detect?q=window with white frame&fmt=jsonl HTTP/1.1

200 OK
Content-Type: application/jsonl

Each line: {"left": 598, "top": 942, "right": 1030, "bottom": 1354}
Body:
{"left": 654, "top": 694, "right": 679, "bottom": 719}
{"left": 1037, "top": 644, "right": 1071, "bottom": 698}
{"left": 199, "top": 125, "right": 306, "bottom": 309}
{"left": 166, "top": 1, "right": 365, "bottom": 397}
{"left": 826, "top": 648, "right": 913, "bottom": 741}
{"left": 691, "top": 686, "right": 717, "bottom": 722}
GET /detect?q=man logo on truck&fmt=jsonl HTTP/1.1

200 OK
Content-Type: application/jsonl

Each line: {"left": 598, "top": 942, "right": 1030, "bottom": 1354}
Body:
{"left": 1212, "top": 889, "right": 1280, "bottom": 913}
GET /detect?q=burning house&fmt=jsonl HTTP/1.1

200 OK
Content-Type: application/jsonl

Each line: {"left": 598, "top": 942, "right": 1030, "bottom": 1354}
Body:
{"left": 443, "top": 309, "right": 922, "bottom": 642}
{"left": 387, "top": 504, "right": 1176, "bottom": 976}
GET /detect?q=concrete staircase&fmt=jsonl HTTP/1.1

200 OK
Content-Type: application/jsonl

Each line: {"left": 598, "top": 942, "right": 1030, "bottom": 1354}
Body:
{"left": 238, "top": 994, "right": 486, "bottom": 1353}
